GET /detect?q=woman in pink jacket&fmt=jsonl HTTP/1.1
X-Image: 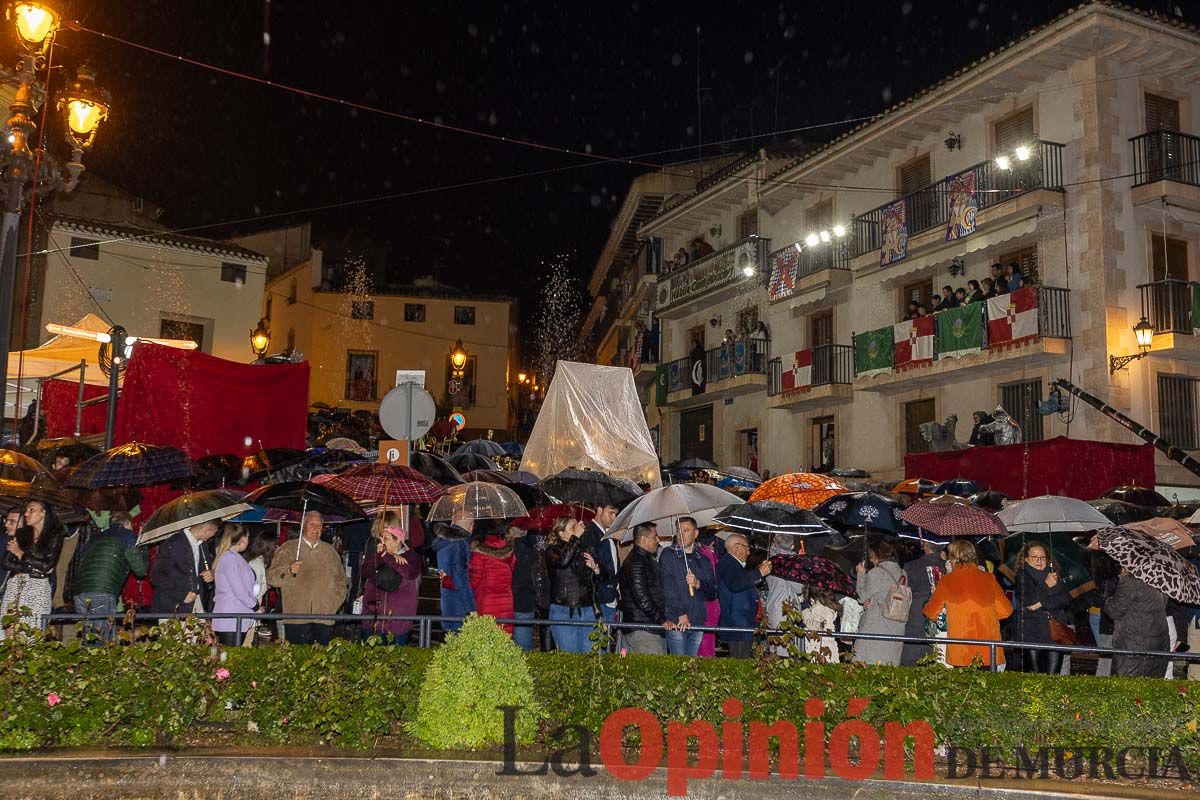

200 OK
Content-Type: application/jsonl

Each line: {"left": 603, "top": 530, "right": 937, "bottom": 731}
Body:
{"left": 212, "top": 524, "right": 259, "bottom": 647}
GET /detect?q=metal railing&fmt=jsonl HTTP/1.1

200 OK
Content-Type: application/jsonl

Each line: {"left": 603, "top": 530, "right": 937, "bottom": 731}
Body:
{"left": 850, "top": 140, "right": 1066, "bottom": 258}
{"left": 1130, "top": 128, "right": 1200, "bottom": 187}
{"left": 766, "top": 344, "right": 854, "bottom": 397}
{"left": 664, "top": 335, "right": 770, "bottom": 394}
{"left": 1138, "top": 278, "right": 1193, "bottom": 335}
{"left": 36, "top": 610, "right": 1200, "bottom": 674}
{"left": 694, "top": 152, "right": 757, "bottom": 193}
{"left": 768, "top": 240, "right": 851, "bottom": 288}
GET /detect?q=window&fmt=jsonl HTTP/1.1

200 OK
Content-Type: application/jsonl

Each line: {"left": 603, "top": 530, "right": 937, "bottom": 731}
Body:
{"left": 1159, "top": 374, "right": 1199, "bottom": 449}
{"left": 345, "top": 350, "right": 378, "bottom": 402}
{"left": 737, "top": 428, "right": 758, "bottom": 470}
{"left": 998, "top": 244, "right": 1040, "bottom": 286}
{"left": 445, "top": 354, "right": 477, "bottom": 407}
{"left": 70, "top": 237, "right": 99, "bottom": 260}
{"left": 805, "top": 200, "right": 833, "bottom": 233}
{"left": 1145, "top": 93, "right": 1181, "bottom": 133}
{"left": 899, "top": 278, "right": 935, "bottom": 319}
{"left": 737, "top": 207, "right": 758, "bottom": 239}
{"left": 221, "top": 262, "right": 247, "bottom": 284}
{"left": 287, "top": 278, "right": 297, "bottom": 304}
{"left": 454, "top": 305, "right": 476, "bottom": 325}
{"left": 994, "top": 107, "right": 1035, "bottom": 154}
{"left": 898, "top": 154, "right": 931, "bottom": 197}
{"left": 1000, "top": 379, "right": 1044, "bottom": 442}
{"left": 351, "top": 300, "right": 374, "bottom": 320}
{"left": 811, "top": 416, "right": 835, "bottom": 472}
{"left": 160, "top": 317, "right": 207, "bottom": 352}
{"left": 404, "top": 303, "right": 426, "bottom": 322}
{"left": 904, "top": 398, "right": 936, "bottom": 454}
{"left": 1151, "top": 234, "right": 1189, "bottom": 282}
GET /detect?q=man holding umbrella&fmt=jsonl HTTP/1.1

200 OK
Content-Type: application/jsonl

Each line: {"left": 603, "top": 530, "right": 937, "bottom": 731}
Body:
{"left": 149, "top": 521, "right": 218, "bottom": 618}
{"left": 658, "top": 517, "right": 717, "bottom": 656}
{"left": 267, "top": 511, "right": 347, "bottom": 645}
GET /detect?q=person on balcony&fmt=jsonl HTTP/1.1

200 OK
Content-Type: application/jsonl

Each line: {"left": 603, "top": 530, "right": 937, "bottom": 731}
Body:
{"left": 916, "top": 304, "right": 930, "bottom": 317}
{"left": 675, "top": 247, "right": 689, "bottom": 267}
{"left": 690, "top": 237, "right": 714, "bottom": 259}
{"left": 991, "top": 263, "right": 1010, "bottom": 294}
{"left": 1005, "top": 262, "right": 1025, "bottom": 291}
{"left": 954, "top": 288, "right": 968, "bottom": 305}
{"left": 940, "top": 285, "right": 959, "bottom": 309}
{"left": 907, "top": 301, "right": 920, "bottom": 321}
{"left": 981, "top": 277, "right": 997, "bottom": 299}
{"left": 967, "top": 280, "right": 985, "bottom": 304}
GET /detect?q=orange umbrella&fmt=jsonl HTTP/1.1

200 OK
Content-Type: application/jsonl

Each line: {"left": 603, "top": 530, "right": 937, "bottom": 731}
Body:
{"left": 894, "top": 478, "right": 936, "bottom": 496}
{"left": 749, "top": 473, "right": 848, "bottom": 509}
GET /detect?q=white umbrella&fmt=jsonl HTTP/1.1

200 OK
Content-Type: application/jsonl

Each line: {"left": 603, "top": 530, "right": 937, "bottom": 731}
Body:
{"left": 996, "top": 495, "right": 1111, "bottom": 533}
{"left": 605, "top": 483, "right": 745, "bottom": 542}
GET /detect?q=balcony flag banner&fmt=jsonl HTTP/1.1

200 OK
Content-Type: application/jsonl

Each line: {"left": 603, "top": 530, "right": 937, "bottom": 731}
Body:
{"left": 894, "top": 316, "right": 935, "bottom": 370}
{"left": 880, "top": 199, "right": 908, "bottom": 266}
{"left": 988, "top": 286, "right": 1039, "bottom": 347}
{"left": 655, "top": 364, "right": 668, "bottom": 405}
{"left": 1193, "top": 284, "right": 1200, "bottom": 336}
{"left": 781, "top": 349, "right": 812, "bottom": 394}
{"left": 768, "top": 245, "right": 799, "bottom": 302}
{"left": 945, "top": 170, "right": 978, "bottom": 241}
{"left": 936, "top": 303, "right": 984, "bottom": 358}
{"left": 690, "top": 344, "right": 706, "bottom": 396}
{"left": 855, "top": 325, "right": 894, "bottom": 378}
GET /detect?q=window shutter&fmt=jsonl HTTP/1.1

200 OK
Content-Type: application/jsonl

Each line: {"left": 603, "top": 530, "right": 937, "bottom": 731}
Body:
{"left": 1001, "top": 380, "right": 1044, "bottom": 442}
{"left": 805, "top": 200, "right": 833, "bottom": 232}
{"left": 1151, "top": 235, "right": 1189, "bottom": 282}
{"left": 994, "top": 108, "right": 1035, "bottom": 153}
{"left": 898, "top": 156, "right": 931, "bottom": 197}
{"left": 1145, "top": 94, "right": 1181, "bottom": 132}
{"left": 738, "top": 208, "right": 758, "bottom": 238}
{"left": 999, "top": 245, "right": 1040, "bottom": 286}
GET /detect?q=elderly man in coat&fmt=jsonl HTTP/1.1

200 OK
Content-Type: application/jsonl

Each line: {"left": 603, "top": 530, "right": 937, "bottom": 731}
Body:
{"left": 717, "top": 533, "right": 771, "bottom": 659}
{"left": 267, "top": 511, "right": 347, "bottom": 645}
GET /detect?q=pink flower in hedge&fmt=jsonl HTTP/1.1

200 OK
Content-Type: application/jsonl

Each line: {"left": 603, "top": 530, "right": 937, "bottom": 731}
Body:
{"left": 215, "top": 668, "right": 230, "bottom": 682}
{"left": 620, "top": 648, "right": 628, "bottom": 657}
{"left": 251, "top": 680, "right": 258, "bottom": 689}
{"left": 46, "top": 693, "right": 60, "bottom": 707}
{"left": 1135, "top": 697, "right": 1143, "bottom": 707}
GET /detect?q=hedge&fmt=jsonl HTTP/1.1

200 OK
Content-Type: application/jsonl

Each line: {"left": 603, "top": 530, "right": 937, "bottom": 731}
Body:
{"left": 1, "top": 618, "right": 1198, "bottom": 771}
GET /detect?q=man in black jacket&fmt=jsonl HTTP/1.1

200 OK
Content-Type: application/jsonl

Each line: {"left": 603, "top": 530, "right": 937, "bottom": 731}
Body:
{"left": 618, "top": 522, "right": 674, "bottom": 654}
{"left": 581, "top": 504, "right": 620, "bottom": 628}
{"left": 148, "top": 522, "right": 218, "bottom": 618}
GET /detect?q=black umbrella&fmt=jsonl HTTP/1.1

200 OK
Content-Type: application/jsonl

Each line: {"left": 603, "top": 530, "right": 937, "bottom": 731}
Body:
{"left": 241, "top": 448, "right": 306, "bottom": 482}
{"left": 714, "top": 501, "right": 834, "bottom": 535}
{"left": 446, "top": 451, "right": 499, "bottom": 473}
{"left": 244, "top": 481, "right": 366, "bottom": 521}
{"left": 457, "top": 438, "right": 508, "bottom": 458}
{"left": 671, "top": 457, "right": 718, "bottom": 470}
{"left": 30, "top": 437, "right": 101, "bottom": 467}
{"left": 538, "top": 467, "right": 641, "bottom": 507}
{"left": 828, "top": 468, "right": 871, "bottom": 479}
{"left": 813, "top": 491, "right": 915, "bottom": 535}
{"left": 1101, "top": 485, "right": 1170, "bottom": 508}
{"left": 969, "top": 490, "right": 1011, "bottom": 512}
{"left": 194, "top": 454, "right": 242, "bottom": 489}
{"left": 410, "top": 451, "right": 465, "bottom": 486}
{"left": 268, "top": 448, "right": 368, "bottom": 483}
{"left": 65, "top": 442, "right": 193, "bottom": 489}
{"left": 1088, "top": 499, "right": 1160, "bottom": 526}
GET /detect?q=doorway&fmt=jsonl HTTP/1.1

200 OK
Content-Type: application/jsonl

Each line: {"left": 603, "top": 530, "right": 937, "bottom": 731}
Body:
{"left": 679, "top": 405, "right": 714, "bottom": 462}
{"left": 905, "top": 398, "right": 936, "bottom": 454}
{"left": 811, "top": 416, "right": 835, "bottom": 472}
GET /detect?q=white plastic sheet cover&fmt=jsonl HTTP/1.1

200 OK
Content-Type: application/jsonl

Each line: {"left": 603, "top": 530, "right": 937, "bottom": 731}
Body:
{"left": 520, "top": 361, "right": 661, "bottom": 488}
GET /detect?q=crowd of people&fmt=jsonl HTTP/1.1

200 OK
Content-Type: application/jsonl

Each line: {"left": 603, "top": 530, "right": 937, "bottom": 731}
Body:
{"left": 662, "top": 235, "right": 715, "bottom": 274}
{"left": 906, "top": 262, "right": 1028, "bottom": 319}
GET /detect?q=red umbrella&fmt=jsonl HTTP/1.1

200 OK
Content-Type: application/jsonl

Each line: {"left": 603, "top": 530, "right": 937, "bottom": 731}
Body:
{"left": 512, "top": 503, "right": 595, "bottom": 531}
{"left": 898, "top": 498, "right": 1007, "bottom": 537}
{"left": 313, "top": 463, "right": 445, "bottom": 504}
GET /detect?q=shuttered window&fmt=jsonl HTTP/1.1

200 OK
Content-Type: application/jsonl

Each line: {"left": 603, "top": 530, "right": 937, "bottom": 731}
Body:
{"left": 1158, "top": 374, "right": 1199, "bottom": 450}
{"left": 1000, "top": 380, "right": 1044, "bottom": 442}
{"left": 1151, "top": 234, "right": 1189, "bottom": 282}
{"left": 898, "top": 155, "right": 931, "bottom": 197}
{"left": 805, "top": 200, "right": 833, "bottom": 232}
{"left": 899, "top": 278, "right": 935, "bottom": 319}
{"left": 994, "top": 108, "right": 1035, "bottom": 154}
{"left": 738, "top": 207, "right": 758, "bottom": 239}
{"left": 998, "top": 244, "right": 1040, "bottom": 286}
{"left": 1145, "top": 94, "right": 1181, "bottom": 133}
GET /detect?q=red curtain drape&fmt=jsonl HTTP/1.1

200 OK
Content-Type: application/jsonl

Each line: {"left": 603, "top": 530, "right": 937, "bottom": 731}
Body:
{"left": 904, "top": 436, "right": 1156, "bottom": 500}
{"left": 41, "top": 379, "right": 108, "bottom": 437}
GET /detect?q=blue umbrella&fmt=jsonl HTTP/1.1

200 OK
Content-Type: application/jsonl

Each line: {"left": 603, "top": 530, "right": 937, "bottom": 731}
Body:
{"left": 717, "top": 476, "right": 758, "bottom": 491}
{"left": 500, "top": 442, "right": 525, "bottom": 458}
{"left": 457, "top": 439, "right": 507, "bottom": 458}
{"left": 933, "top": 478, "right": 985, "bottom": 497}
{"left": 813, "top": 491, "right": 917, "bottom": 536}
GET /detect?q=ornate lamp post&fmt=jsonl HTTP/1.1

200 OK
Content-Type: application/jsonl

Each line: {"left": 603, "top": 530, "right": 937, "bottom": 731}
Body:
{"left": 249, "top": 318, "right": 271, "bottom": 361}
{"left": 1109, "top": 317, "right": 1156, "bottom": 374}
{"left": 0, "top": 1, "right": 110, "bottom": 415}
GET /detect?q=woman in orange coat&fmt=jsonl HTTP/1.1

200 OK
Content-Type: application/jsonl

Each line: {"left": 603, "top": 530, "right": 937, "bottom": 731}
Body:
{"left": 924, "top": 540, "right": 1012, "bottom": 668}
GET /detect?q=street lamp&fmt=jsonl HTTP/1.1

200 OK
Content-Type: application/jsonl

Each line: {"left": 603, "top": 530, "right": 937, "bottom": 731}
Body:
{"left": 450, "top": 339, "right": 468, "bottom": 370}
{"left": 1110, "top": 317, "right": 1155, "bottom": 374}
{"left": 517, "top": 371, "right": 527, "bottom": 383}
{"left": 249, "top": 318, "right": 271, "bottom": 359}
{"left": 0, "top": 2, "right": 110, "bottom": 424}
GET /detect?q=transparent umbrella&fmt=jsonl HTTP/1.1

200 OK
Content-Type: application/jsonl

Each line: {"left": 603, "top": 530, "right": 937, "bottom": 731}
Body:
{"left": 427, "top": 481, "right": 529, "bottom": 521}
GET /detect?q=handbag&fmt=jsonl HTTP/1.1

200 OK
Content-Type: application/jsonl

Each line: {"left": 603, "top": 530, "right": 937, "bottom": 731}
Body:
{"left": 1047, "top": 613, "right": 1076, "bottom": 645}
{"left": 373, "top": 563, "right": 403, "bottom": 593}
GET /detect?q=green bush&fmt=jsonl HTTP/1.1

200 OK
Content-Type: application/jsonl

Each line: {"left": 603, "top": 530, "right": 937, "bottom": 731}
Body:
{"left": 408, "top": 615, "right": 543, "bottom": 748}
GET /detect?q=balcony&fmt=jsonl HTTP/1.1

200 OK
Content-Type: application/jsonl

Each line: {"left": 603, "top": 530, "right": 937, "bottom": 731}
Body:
{"left": 1130, "top": 130, "right": 1200, "bottom": 210}
{"left": 767, "top": 239, "right": 852, "bottom": 307}
{"left": 849, "top": 140, "right": 1065, "bottom": 269}
{"left": 852, "top": 286, "right": 1072, "bottom": 392}
{"left": 1138, "top": 279, "right": 1200, "bottom": 361}
{"left": 766, "top": 344, "right": 854, "bottom": 410}
{"left": 655, "top": 236, "right": 771, "bottom": 318}
{"left": 664, "top": 336, "right": 769, "bottom": 408}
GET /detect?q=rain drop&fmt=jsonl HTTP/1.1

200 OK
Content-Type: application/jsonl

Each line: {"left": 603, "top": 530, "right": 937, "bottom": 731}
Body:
{"left": 744, "top": 51, "right": 754, "bottom": 64}
{"left": 671, "top": 53, "right": 682, "bottom": 67}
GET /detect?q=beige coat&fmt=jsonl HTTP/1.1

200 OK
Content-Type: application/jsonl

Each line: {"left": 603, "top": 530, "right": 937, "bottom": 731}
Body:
{"left": 266, "top": 539, "right": 347, "bottom": 625}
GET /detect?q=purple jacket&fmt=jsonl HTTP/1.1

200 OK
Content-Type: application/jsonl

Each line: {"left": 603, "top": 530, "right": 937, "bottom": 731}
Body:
{"left": 213, "top": 551, "right": 258, "bottom": 635}
{"left": 361, "top": 548, "right": 423, "bottom": 638}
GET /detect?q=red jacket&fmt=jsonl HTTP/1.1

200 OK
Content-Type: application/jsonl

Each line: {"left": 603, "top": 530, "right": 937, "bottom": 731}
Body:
{"left": 468, "top": 535, "right": 516, "bottom": 633}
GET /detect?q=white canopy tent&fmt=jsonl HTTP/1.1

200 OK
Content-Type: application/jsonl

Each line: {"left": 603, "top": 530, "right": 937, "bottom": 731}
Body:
{"left": 4, "top": 313, "right": 111, "bottom": 420}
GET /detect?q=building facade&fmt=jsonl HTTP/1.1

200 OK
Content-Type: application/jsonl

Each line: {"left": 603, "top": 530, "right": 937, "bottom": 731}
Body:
{"left": 585, "top": 3, "right": 1200, "bottom": 497}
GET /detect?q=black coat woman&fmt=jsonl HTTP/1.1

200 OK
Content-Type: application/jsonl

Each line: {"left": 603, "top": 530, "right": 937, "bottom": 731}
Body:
{"left": 1, "top": 501, "right": 65, "bottom": 638}
{"left": 1009, "top": 542, "right": 1072, "bottom": 673}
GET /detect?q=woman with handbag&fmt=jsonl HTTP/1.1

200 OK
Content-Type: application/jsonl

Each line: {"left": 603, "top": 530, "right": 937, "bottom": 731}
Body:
{"left": 1, "top": 501, "right": 65, "bottom": 639}
{"left": 361, "top": 510, "right": 423, "bottom": 645}
{"left": 852, "top": 539, "right": 906, "bottom": 665}
{"left": 1010, "top": 542, "right": 1073, "bottom": 673}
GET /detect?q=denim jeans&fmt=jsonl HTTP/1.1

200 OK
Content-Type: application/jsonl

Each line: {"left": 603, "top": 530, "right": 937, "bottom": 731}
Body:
{"left": 512, "top": 610, "right": 537, "bottom": 652}
{"left": 549, "top": 604, "right": 592, "bottom": 653}
{"left": 666, "top": 628, "right": 703, "bottom": 656}
{"left": 74, "top": 592, "right": 117, "bottom": 645}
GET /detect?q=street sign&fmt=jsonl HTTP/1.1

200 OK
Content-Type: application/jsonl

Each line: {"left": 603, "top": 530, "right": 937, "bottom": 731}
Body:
{"left": 395, "top": 369, "right": 425, "bottom": 388}
{"left": 450, "top": 412, "right": 467, "bottom": 431}
{"left": 379, "top": 383, "right": 436, "bottom": 441}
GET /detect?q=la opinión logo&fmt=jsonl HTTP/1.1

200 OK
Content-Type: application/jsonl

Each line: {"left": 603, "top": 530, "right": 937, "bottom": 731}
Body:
{"left": 499, "top": 696, "right": 935, "bottom": 796}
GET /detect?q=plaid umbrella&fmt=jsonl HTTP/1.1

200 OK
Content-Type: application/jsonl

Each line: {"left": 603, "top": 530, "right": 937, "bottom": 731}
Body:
{"left": 65, "top": 442, "right": 194, "bottom": 489}
{"left": 1089, "top": 525, "right": 1200, "bottom": 605}
{"left": 0, "top": 449, "right": 54, "bottom": 482}
{"left": 427, "top": 481, "right": 528, "bottom": 521}
{"left": 749, "top": 473, "right": 848, "bottom": 509}
{"left": 768, "top": 553, "right": 857, "bottom": 598}
{"left": 899, "top": 498, "right": 1007, "bottom": 537}
{"left": 136, "top": 489, "right": 254, "bottom": 546}
{"left": 538, "top": 467, "right": 641, "bottom": 507}
{"left": 447, "top": 451, "right": 499, "bottom": 473}
{"left": 314, "top": 463, "right": 445, "bottom": 504}
{"left": 410, "top": 451, "right": 465, "bottom": 486}
{"left": 814, "top": 491, "right": 915, "bottom": 535}
{"left": 1101, "top": 485, "right": 1170, "bottom": 508}
{"left": 457, "top": 438, "right": 507, "bottom": 458}
{"left": 933, "top": 478, "right": 986, "bottom": 497}
{"left": 714, "top": 501, "right": 833, "bottom": 536}
{"left": 61, "top": 484, "right": 142, "bottom": 513}
{"left": 245, "top": 481, "right": 366, "bottom": 520}
{"left": 512, "top": 503, "right": 595, "bottom": 531}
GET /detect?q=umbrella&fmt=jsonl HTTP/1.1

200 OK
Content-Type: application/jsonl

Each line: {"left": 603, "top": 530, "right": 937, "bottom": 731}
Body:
{"left": 268, "top": 448, "right": 369, "bottom": 482}
{"left": 899, "top": 498, "right": 1007, "bottom": 537}
{"left": 969, "top": 490, "right": 1010, "bottom": 512}
{"left": 0, "top": 476, "right": 86, "bottom": 523}
{"left": 447, "top": 451, "right": 499, "bottom": 473}
{"left": 1090, "top": 499, "right": 1160, "bottom": 526}
{"left": 749, "top": 473, "right": 848, "bottom": 509}
{"left": 410, "top": 451, "right": 465, "bottom": 486}
{"left": 457, "top": 438, "right": 508, "bottom": 458}
{"left": 606, "top": 483, "right": 744, "bottom": 541}
{"left": 241, "top": 448, "right": 306, "bottom": 481}
{"left": 768, "top": 553, "right": 857, "bottom": 598}
{"left": 136, "top": 489, "right": 254, "bottom": 546}
{"left": 323, "top": 437, "right": 366, "bottom": 454}
{"left": 245, "top": 481, "right": 366, "bottom": 520}
{"left": 996, "top": 495, "right": 1112, "bottom": 533}
{"left": 194, "top": 454, "right": 242, "bottom": 489}
{"left": 500, "top": 442, "right": 525, "bottom": 459}
{"left": 462, "top": 469, "right": 541, "bottom": 486}
{"left": 314, "top": 463, "right": 445, "bottom": 505}
{"left": 61, "top": 484, "right": 142, "bottom": 513}
{"left": 0, "top": 449, "right": 54, "bottom": 482}
{"left": 538, "top": 467, "right": 642, "bottom": 507}
{"left": 1124, "top": 517, "right": 1197, "bottom": 550}
{"left": 716, "top": 475, "right": 759, "bottom": 492}
{"left": 1102, "top": 485, "right": 1170, "bottom": 508}
{"left": 893, "top": 478, "right": 936, "bottom": 497}
{"left": 713, "top": 501, "right": 833, "bottom": 536}
{"left": 932, "top": 478, "right": 985, "bottom": 497}
{"left": 1164, "top": 501, "right": 1200, "bottom": 521}
{"left": 719, "top": 466, "right": 762, "bottom": 484}
{"left": 512, "top": 503, "right": 595, "bottom": 531}
{"left": 31, "top": 437, "right": 100, "bottom": 466}
{"left": 671, "top": 457, "right": 718, "bottom": 470}
{"left": 65, "top": 442, "right": 193, "bottom": 489}
{"left": 828, "top": 468, "right": 871, "bottom": 479}
{"left": 813, "top": 491, "right": 913, "bottom": 535}
{"left": 1089, "top": 525, "right": 1200, "bottom": 605}
{"left": 427, "top": 480, "right": 529, "bottom": 521}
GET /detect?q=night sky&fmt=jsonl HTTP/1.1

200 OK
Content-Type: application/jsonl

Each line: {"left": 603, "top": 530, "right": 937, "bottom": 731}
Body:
{"left": 24, "top": 0, "right": 1182, "bottom": 346}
